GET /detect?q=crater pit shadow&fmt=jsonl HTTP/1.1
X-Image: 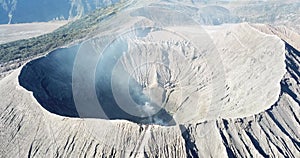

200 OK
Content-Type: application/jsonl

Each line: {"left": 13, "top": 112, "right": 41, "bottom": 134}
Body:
{"left": 18, "top": 45, "right": 175, "bottom": 126}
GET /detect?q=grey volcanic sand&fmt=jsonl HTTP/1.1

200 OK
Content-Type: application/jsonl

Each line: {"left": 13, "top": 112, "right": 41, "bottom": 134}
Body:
{"left": 0, "top": 21, "right": 68, "bottom": 44}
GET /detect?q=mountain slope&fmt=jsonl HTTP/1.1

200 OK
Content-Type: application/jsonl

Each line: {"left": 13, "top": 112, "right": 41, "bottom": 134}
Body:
{"left": 0, "top": 0, "right": 120, "bottom": 24}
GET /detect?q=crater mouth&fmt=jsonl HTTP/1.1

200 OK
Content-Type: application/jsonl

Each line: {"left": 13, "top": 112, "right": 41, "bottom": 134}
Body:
{"left": 17, "top": 25, "right": 220, "bottom": 126}
{"left": 18, "top": 22, "right": 285, "bottom": 126}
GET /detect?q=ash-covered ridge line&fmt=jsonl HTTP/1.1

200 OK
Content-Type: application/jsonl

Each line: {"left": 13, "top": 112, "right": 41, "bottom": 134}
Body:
{"left": 179, "top": 42, "right": 300, "bottom": 157}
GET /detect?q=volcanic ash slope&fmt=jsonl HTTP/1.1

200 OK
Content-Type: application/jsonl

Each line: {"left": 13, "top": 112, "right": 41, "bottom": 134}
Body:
{"left": 0, "top": 23, "right": 299, "bottom": 157}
